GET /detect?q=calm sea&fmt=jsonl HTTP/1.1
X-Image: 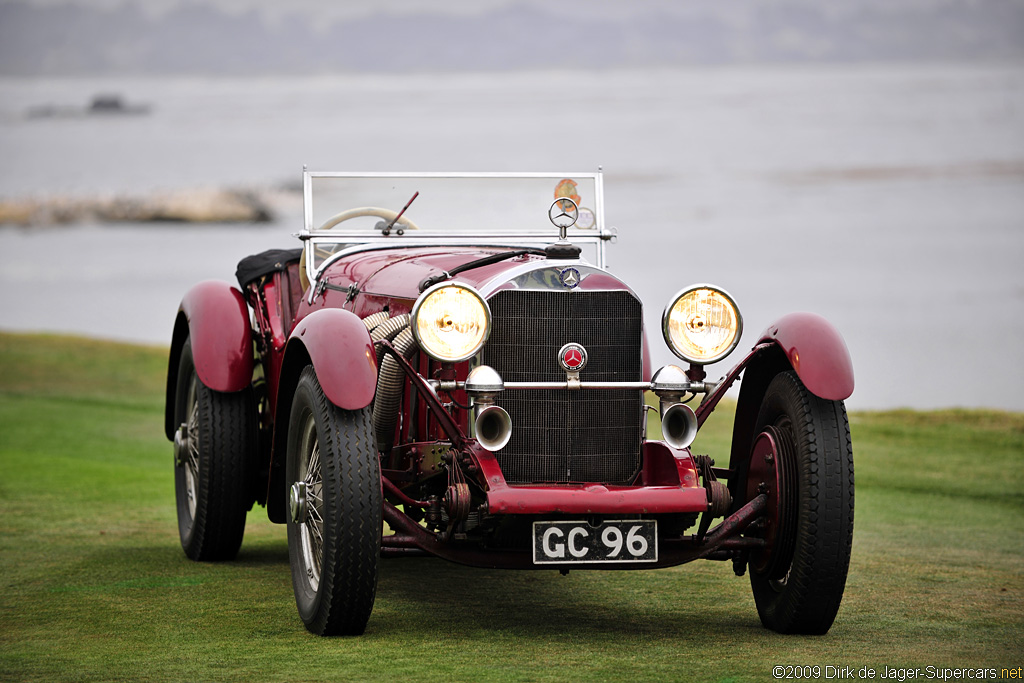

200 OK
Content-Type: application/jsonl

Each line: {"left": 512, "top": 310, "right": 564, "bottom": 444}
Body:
{"left": 1, "top": 63, "right": 1022, "bottom": 411}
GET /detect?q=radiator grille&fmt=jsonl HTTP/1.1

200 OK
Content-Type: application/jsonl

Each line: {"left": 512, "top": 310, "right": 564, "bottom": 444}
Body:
{"left": 480, "top": 289, "right": 643, "bottom": 484}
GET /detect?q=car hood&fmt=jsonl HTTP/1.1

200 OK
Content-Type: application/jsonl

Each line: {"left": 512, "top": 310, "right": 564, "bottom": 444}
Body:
{"left": 318, "top": 246, "right": 637, "bottom": 312}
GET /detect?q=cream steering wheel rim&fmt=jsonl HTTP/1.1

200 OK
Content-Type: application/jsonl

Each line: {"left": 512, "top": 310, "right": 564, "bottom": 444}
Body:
{"left": 317, "top": 206, "right": 422, "bottom": 232}
{"left": 301, "top": 207, "right": 422, "bottom": 293}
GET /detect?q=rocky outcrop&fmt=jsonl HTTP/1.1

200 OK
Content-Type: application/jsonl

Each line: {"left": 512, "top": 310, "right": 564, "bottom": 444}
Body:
{"left": 0, "top": 188, "right": 274, "bottom": 225}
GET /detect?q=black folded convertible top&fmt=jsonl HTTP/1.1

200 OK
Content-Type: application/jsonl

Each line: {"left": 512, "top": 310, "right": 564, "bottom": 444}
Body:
{"left": 235, "top": 248, "right": 303, "bottom": 289}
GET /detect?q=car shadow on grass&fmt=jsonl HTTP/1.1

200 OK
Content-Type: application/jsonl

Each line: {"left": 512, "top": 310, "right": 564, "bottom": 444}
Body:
{"left": 372, "top": 556, "right": 764, "bottom": 639}
{"left": 73, "top": 540, "right": 763, "bottom": 640}
{"left": 225, "top": 541, "right": 765, "bottom": 639}
{"left": 232, "top": 542, "right": 289, "bottom": 567}
{"left": 221, "top": 541, "right": 762, "bottom": 638}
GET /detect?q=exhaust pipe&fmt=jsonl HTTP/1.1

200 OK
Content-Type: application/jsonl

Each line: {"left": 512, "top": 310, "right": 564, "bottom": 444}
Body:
{"left": 661, "top": 402, "right": 698, "bottom": 450}
{"left": 474, "top": 404, "right": 512, "bottom": 452}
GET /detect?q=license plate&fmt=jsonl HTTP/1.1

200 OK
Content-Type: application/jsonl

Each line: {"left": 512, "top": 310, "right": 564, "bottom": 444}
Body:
{"left": 532, "top": 520, "right": 658, "bottom": 564}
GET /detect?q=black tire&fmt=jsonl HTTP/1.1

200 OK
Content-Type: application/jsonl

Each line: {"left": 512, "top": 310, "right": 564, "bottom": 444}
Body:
{"left": 748, "top": 370, "right": 854, "bottom": 634}
{"left": 172, "top": 336, "right": 254, "bottom": 561}
{"left": 286, "top": 366, "right": 381, "bottom": 636}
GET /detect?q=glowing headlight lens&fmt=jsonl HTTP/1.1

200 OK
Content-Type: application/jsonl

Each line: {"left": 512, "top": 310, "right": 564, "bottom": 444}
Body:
{"left": 411, "top": 283, "right": 491, "bottom": 362}
{"left": 663, "top": 285, "right": 742, "bottom": 364}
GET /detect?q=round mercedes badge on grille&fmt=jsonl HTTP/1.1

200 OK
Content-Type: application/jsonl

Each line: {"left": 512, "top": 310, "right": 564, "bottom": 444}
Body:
{"left": 558, "top": 342, "right": 588, "bottom": 372}
{"left": 559, "top": 267, "right": 581, "bottom": 289}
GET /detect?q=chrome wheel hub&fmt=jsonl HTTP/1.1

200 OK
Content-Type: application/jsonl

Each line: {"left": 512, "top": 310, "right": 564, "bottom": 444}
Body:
{"left": 296, "top": 415, "right": 324, "bottom": 592}
{"left": 178, "top": 380, "right": 200, "bottom": 520}
{"left": 290, "top": 482, "right": 308, "bottom": 524}
{"left": 174, "top": 423, "right": 190, "bottom": 467}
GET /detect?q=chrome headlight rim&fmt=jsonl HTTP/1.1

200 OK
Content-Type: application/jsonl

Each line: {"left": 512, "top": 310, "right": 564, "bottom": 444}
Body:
{"left": 411, "top": 281, "right": 492, "bottom": 363}
{"left": 662, "top": 283, "right": 743, "bottom": 365}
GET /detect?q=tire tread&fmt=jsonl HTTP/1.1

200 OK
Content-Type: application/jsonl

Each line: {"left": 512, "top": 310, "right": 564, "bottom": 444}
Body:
{"left": 288, "top": 367, "right": 381, "bottom": 636}
{"left": 174, "top": 337, "right": 253, "bottom": 562}
{"left": 749, "top": 371, "right": 854, "bottom": 634}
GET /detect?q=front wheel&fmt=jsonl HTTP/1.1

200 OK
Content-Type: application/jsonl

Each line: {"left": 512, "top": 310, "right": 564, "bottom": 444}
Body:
{"left": 286, "top": 366, "right": 381, "bottom": 636}
{"left": 746, "top": 371, "right": 854, "bottom": 634}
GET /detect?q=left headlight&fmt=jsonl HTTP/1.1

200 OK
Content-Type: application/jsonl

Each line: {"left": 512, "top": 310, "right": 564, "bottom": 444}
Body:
{"left": 411, "top": 282, "right": 492, "bottom": 363}
{"left": 662, "top": 284, "right": 742, "bottom": 365}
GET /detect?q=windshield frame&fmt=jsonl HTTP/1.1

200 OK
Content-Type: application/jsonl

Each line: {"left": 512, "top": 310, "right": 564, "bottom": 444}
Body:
{"left": 300, "top": 171, "right": 614, "bottom": 283}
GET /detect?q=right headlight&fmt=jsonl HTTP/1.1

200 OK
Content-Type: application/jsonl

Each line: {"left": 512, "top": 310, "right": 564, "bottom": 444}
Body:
{"left": 411, "top": 282, "right": 492, "bottom": 363}
{"left": 662, "top": 284, "right": 742, "bottom": 365}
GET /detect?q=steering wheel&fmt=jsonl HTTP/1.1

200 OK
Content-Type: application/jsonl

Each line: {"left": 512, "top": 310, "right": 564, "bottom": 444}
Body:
{"left": 301, "top": 207, "right": 423, "bottom": 294}
{"left": 318, "top": 206, "right": 422, "bottom": 232}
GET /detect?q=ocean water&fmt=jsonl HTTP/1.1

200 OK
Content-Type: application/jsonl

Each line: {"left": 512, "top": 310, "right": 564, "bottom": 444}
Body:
{"left": 1, "top": 63, "right": 1022, "bottom": 411}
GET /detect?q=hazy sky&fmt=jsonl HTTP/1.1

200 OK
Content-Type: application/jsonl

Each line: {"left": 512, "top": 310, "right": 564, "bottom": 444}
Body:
{"left": 2, "top": 0, "right": 995, "bottom": 21}
{"left": 5, "top": 0, "right": 1021, "bottom": 77}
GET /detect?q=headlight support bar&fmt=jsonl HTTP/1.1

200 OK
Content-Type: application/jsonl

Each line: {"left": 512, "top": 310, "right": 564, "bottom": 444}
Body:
{"left": 442, "top": 378, "right": 715, "bottom": 393}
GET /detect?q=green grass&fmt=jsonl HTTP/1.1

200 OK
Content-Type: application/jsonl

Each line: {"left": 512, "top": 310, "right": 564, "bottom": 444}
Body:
{"left": 1, "top": 332, "right": 1022, "bottom": 682}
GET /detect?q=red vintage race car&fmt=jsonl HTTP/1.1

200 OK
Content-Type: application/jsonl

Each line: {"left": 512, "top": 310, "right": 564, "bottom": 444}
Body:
{"left": 165, "top": 171, "right": 854, "bottom": 637}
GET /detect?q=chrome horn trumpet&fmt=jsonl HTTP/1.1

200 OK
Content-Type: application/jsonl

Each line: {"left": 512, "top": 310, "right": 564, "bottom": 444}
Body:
{"left": 651, "top": 364, "right": 699, "bottom": 450}
{"left": 660, "top": 402, "right": 698, "bottom": 450}
{"left": 474, "top": 404, "right": 512, "bottom": 452}
{"left": 465, "top": 365, "right": 512, "bottom": 452}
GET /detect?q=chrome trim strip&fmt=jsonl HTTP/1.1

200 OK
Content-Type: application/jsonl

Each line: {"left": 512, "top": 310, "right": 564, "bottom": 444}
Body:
{"left": 476, "top": 260, "right": 640, "bottom": 300}
{"left": 303, "top": 168, "right": 314, "bottom": 234}
{"left": 307, "top": 230, "right": 610, "bottom": 239}
{"left": 307, "top": 170, "right": 602, "bottom": 179}
{"left": 462, "top": 380, "right": 709, "bottom": 392}
{"left": 503, "top": 381, "right": 654, "bottom": 390}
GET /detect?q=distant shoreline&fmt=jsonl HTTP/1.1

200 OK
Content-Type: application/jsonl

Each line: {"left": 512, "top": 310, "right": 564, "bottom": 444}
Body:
{"left": 0, "top": 186, "right": 295, "bottom": 226}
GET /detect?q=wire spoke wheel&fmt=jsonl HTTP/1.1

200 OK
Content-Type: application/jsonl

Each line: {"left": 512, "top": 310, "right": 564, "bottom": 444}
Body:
{"left": 182, "top": 380, "right": 200, "bottom": 520}
{"left": 286, "top": 366, "right": 382, "bottom": 636}
{"left": 296, "top": 415, "right": 324, "bottom": 592}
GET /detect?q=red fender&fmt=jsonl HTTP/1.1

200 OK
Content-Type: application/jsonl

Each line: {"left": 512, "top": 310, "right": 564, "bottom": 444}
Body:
{"left": 718, "top": 312, "right": 853, "bottom": 520}
{"left": 288, "top": 308, "right": 378, "bottom": 410}
{"left": 265, "top": 308, "right": 377, "bottom": 522}
{"left": 759, "top": 312, "right": 854, "bottom": 401}
{"left": 179, "top": 280, "right": 254, "bottom": 392}
{"left": 165, "top": 280, "right": 253, "bottom": 440}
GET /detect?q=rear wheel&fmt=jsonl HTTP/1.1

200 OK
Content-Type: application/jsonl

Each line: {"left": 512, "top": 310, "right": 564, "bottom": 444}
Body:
{"left": 746, "top": 371, "right": 854, "bottom": 634}
{"left": 172, "top": 336, "right": 254, "bottom": 561}
{"left": 286, "top": 366, "right": 381, "bottom": 636}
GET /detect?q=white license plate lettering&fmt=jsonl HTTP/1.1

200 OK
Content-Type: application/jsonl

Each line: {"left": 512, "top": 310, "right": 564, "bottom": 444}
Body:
{"left": 532, "top": 520, "right": 657, "bottom": 564}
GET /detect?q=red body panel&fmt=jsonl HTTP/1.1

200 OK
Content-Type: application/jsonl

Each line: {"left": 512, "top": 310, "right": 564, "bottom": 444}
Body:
{"left": 250, "top": 276, "right": 287, "bottom": 416}
{"left": 179, "top": 280, "right": 253, "bottom": 393}
{"left": 304, "top": 248, "right": 510, "bottom": 319}
{"left": 288, "top": 308, "right": 378, "bottom": 411}
{"left": 294, "top": 247, "right": 642, "bottom": 326}
{"left": 759, "top": 312, "right": 855, "bottom": 400}
{"left": 485, "top": 485, "right": 708, "bottom": 515}
{"left": 468, "top": 437, "right": 706, "bottom": 515}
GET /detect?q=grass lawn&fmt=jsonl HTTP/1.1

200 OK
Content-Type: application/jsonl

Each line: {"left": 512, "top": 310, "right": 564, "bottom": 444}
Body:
{"left": 0, "top": 332, "right": 1021, "bottom": 682}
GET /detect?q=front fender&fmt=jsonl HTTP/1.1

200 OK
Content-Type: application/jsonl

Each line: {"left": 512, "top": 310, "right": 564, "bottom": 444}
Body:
{"left": 164, "top": 280, "right": 253, "bottom": 439}
{"left": 760, "top": 312, "right": 854, "bottom": 401}
{"left": 287, "top": 308, "right": 378, "bottom": 411}
{"left": 724, "top": 312, "right": 853, "bottom": 513}
{"left": 266, "top": 308, "right": 378, "bottom": 522}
